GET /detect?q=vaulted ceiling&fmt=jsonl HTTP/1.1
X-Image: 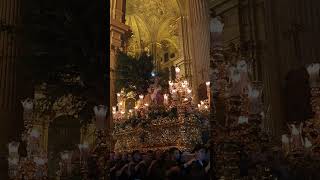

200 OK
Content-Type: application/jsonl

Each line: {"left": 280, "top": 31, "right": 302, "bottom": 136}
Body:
{"left": 125, "top": 0, "right": 181, "bottom": 59}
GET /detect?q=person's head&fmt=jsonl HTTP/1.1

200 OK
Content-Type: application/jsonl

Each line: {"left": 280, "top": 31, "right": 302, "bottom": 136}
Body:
{"left": 122, "top": 152, "right": 128, "bottom": 161}
{"left": 169, "top": 147, "right": 181, "bottom": 162}
{"left": 127, "top": 154, "right": 132, "bottom": 162}
{"left": 109, "top": 152, "right": 115, "bottom": 161}
{"left": 114, "top": 152, "right": 122, "bottom": 161}
{"left": 163, "top": 150, "right": 170, "bottom": 161}
{"left": 155, "top": 150, "right": 162, "bottom": 160}
{"left": 132, "top": 150, "right": 141, "bottom": 162}
{"left": 204, "top": 148, "right": 210, "bottom": 162}
{"left": 193, "top": 145, "right": 206, "bottom": 162}
{"left": 145, "top": 150, "right": 154, "bottom": 162}
{"left": 180, "top": 152, "right": 192, "bottom": 163}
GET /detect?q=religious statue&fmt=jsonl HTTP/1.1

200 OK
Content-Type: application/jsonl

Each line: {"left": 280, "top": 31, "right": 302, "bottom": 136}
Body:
{"left": 304, "top": 137, "right": 312, "bottom": 149}
{"left": 281, "top": 134, "right": 290, "bottom": 153}
{"left": 229, "top": 60, "right": 251, "bottom": 97}
{"left": 147, "top": 77, "right": 164, "bottom": 105}
{"left": 143, "top": 88, "right": 152, "bottom": 105}
{"left": 288, "top": 123, "right": 304, "bottom": 150}
{"left": 209, "top": 14, "right": 224, "bottom": 50}
{"left": 248, "top": 84, "right": 263, "bottom": 114}
{"left": 229, "top": 66, "right": 242, "bottom": 96}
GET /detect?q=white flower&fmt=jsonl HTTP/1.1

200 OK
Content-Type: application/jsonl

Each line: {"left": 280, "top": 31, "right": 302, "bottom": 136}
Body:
{"left": 238, "top": 116, "right": 248, "bottom": 124}
{"left": 304, "top": 137, "right": 312, "bottom": 148}
{"left": 306, "top": 63, "right": 320, "bottom": 76}
{"left": 210, "top": 17, "right": 224, "bottom": 33}
{"left": 281, "top": 134, "right": 289, "bottom": 144}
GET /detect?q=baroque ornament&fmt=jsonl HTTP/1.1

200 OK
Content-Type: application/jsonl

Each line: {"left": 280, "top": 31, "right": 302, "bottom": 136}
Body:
{"left": 52, "top": 94, "right": 86, "bottom": 118}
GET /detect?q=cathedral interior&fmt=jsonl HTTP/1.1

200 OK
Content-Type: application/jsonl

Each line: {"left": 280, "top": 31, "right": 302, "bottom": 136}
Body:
{"left": 0, "top": 0, "right": 320, "bottom": 179}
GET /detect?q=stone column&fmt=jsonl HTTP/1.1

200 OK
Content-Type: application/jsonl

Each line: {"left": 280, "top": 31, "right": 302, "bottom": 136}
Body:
{"left": 110, "top": 0, "right": 129, "bottom": 139}
{"left": 0, "top": 0, "right": 21, "bottom": 178}
{"left": 109, "top": 47, "right": 117, "bottom": 125}
{"left": 186, "top": 0, "right": 211, "bottom": 102}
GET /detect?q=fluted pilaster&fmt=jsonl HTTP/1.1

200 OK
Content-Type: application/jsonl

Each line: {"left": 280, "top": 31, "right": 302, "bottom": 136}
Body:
{"left": 187, "top": 0, "right": 211, "bottom": 102}
{"left": 0, "top": 0, "right": 21, "bottom": 178}
{"left": 110, "top": 0, "right": 129, "bottom": 130}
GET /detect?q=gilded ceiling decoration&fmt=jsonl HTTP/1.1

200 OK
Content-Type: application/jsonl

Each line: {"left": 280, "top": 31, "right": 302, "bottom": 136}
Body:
{"left": 125, "top": 0, "right": 181, "bottom": 62}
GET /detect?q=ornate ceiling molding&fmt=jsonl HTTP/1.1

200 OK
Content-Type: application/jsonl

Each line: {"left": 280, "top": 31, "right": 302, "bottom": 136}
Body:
{"left": 125, "top": 0, "right": 181, "bottom": 59}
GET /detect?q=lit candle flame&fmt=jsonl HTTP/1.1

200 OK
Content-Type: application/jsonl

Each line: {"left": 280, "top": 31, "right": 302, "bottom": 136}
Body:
{"left": 139, "top": 95, "right": 144, "bottom": 99}
{"left": 175, "top": 67, "right": 180, "bottom": 73}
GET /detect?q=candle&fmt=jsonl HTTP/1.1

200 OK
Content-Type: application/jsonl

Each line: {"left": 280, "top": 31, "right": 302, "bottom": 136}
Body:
{"left": 169, "top": 81, "right": 173, "bottom": 92}
{"left": 175, "top": 67, "right": 180, "bottom": 79}
{"left": 134, "top": 106, "right": 138, "bottom": 116}
{"left": 172, "top": 90, "right": 177, "bottom": 100}
{"left": 206, "top": 81, "right": 211, "bottom": 104}
{"left": 144, "top": 103, "right": 149, "bottom": 112}
{"left": 117, "top": 93, "right": 121, "bottom": 100}
{"left": 307, "top": 63, "right": 320, "bottom": 87}
{"left": 187, "top": 89, "right": 192, "bottom": 98}
{"left": 164, "top": 94, "right": 169, "bottom": 105}
{"left": 139, "top": 95, "right": 144, "bottom": 100}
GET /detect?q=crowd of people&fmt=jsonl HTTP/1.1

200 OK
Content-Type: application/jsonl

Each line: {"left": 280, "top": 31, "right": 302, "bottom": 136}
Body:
{"left": 108, "top": 145, "right": 211, "bottom": 180}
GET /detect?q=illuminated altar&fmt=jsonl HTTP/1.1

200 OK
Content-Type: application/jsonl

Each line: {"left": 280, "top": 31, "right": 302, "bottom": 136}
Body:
{"left": 112, "top": 67, "right": 210, "bottom": 152}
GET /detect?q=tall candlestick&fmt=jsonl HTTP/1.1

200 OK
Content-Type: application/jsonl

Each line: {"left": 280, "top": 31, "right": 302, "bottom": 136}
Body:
{"left": 175, "top": 67, "right": 180, "bottom": 79}
{"left": 164, "top": 94, "right": 169, "bottom": 105}
{"left": 206, "top": 81, "right": 211, "bottom": 105}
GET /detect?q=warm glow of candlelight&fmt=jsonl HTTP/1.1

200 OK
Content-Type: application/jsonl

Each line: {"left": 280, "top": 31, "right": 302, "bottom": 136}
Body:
{"left": 144, "top": 103, "right": 149, "bottom": 107}
{"left": 139, "top": 95, "right": 144, "bottom": 99}
{"left": 119, "top": 102, "right": 123, "bottom": 106}
{"left": 184, "top": 98, "right": 188, "bottom": 101}
{"left": 117, "top": 93, "right": 120, "bottom": 97}
{"left": 206, "top": 81, "right": 210, "bottom": 86}
{"left": 205, "top": 105, "right": 208, "bottom": 109}
{"left": 112, "top": 106, "right": 116, "bottom": 111}
{"left": 200, "top": 101, "right": 204, "bottom": 105}
{"left": 198, "top": 104, "right": 201, "bottom": 108}
{"left": 175, "top": 67, "right": 180, "bottom": 73}
{"left": 129, "top": 109, "right": 133, "bottom": 113}
{"left": 187, "top": 89, "right": 192, "bottom": 94}
{"left": 120, "top": 111, "right": 125, "bottom": 114}
{"left": 134, "top": 106, "right": 138, "bottom": 109}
